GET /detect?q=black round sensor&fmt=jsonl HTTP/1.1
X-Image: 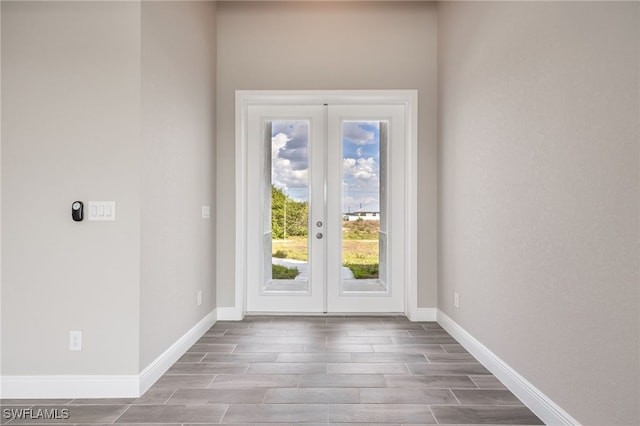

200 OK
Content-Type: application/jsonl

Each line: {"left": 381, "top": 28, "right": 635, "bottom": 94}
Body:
{"left": 72, "top": 201, "right": 84, "bottom": 222}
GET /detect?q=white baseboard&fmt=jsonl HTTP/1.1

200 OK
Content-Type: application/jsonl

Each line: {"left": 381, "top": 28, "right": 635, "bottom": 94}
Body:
{"left": 0, "top": 309, "right": 218, "bottom": 399}
{"left": 0, "top": 375, "right": 140, "bottom": 399}
{"left": 216, "top": 307, "right": 244, "bottom": 321}
{"left": 414, "top": 307, "right": 437, "bottom": 322}
{"left": 138, "top": 308, "right": 218, "bottom": 395}
{"left": 437, "top": 310, "right": 580, "bottom": 426}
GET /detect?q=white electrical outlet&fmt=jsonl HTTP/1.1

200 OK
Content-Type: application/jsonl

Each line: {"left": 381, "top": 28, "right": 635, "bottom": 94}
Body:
{"left": 69, "top": 330, "right": 82, "bottom": 351}
{"left": 197, "top": 290, "right": 202, "bottom": 306}
{"left": 454, "top": 292, "right": 460, "bottom": 308}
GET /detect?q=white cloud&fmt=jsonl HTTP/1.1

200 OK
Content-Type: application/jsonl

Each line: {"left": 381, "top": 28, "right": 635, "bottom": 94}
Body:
{"left": 272, "top": 132, "right": 308, "bottom": 197}
{"left": 343, "top": 157, "right": 377, "bottom": 180}
{"left": 272, "top": 133, "right": 288, "bottom": 157}
{"left": 342, "top": 156, "right": 380, "bottom": 211}
{"left": 343, "top": 122, "right": 376, "bottom": 145}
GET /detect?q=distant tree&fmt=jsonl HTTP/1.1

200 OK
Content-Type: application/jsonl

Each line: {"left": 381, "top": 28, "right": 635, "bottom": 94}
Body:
{"left": 271, "top": 185, "right": 308, "bottom": 239}
{"left": 272, "top": 185, "right": 285, "bottom": 239}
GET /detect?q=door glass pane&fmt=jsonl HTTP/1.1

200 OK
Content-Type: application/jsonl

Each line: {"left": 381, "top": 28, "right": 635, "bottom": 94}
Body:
{"left": 342, "top": 121, "right": 388, "bottom": 293}
{"left": 263, "top": 120, "right": 310, "bottom": 293}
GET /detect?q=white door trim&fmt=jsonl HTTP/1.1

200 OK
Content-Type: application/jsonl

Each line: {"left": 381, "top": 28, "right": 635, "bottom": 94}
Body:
{"left": 235, "top": 90, "right": 419, "bottom": 320}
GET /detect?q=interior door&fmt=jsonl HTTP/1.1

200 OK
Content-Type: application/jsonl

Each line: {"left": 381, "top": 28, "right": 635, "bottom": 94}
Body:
{"left": 246, "top": 103, "right": 406, "bottom": 313}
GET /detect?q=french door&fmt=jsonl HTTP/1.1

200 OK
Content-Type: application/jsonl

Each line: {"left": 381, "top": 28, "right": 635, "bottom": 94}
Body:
{"left": 245, "top": 102, "right": 407, "bottom": 313}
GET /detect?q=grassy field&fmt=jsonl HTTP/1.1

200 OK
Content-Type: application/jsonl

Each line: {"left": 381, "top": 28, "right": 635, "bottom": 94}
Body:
{"left": 272, "top": 237, "right": 379, "bottom": 265}
{"left": 272, "top": 221, "right": 380, "bottom": 279}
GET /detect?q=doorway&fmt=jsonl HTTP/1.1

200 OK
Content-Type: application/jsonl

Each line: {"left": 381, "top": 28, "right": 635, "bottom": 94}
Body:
{"left": 236, "top": 91, "right": 418, "bottom": 316}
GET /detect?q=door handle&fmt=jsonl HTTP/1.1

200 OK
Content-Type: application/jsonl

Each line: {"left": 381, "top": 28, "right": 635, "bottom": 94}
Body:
{"left": 316, "top": 233, "right": 323, "bottom": 239}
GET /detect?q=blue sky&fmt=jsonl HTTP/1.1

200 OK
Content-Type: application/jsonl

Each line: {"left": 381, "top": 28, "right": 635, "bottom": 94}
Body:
{"left": 271, "top": 121, "right": 380, "bottom": 213}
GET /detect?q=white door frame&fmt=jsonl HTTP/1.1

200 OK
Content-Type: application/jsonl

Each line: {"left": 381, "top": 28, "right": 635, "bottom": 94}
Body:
{"left": 235, "top": 90, "right": 419, "bottom": 320}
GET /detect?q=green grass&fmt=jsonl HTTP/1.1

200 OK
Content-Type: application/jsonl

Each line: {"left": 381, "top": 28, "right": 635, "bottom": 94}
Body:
{"left": 273, "top": 250, "right": 288, "bottom": 258}
{"left": 272, "top": 264, "right": 299, "bottom": 279}
{"left": 346, "top": 264, "right": 379, "bottom": 279}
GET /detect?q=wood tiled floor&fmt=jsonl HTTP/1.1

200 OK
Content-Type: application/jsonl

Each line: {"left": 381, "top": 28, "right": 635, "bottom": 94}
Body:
{"left": 1, "top": 316, "right": 544, "bottom": 425}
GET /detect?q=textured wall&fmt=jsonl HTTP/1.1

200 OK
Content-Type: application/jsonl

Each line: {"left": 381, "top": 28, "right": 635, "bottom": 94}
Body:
{"left": 1, "top": 0, "right": 218, "bottom": 379}
{"left": 438, "top": 2, "right": 639, "bottom": 424}
{"left": 140, "top": 1, "right": 217, "bottom": 369}
{"left": 216, "top": 1, "right": 438, "bottom": 309}
{"left": 1, "top": 1, "right": 142, "bottom": 375}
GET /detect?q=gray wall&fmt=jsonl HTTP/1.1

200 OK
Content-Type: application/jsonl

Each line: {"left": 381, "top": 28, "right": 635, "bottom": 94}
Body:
{"left": 1, "top": 1, "right": 218, "bottom": 377}
{"left": 140, "top": 1, "right": 217, "bottom": 369}
{"left": 438, "top": 2, "right": 639, "bottom": 424}
{"left": 2, "top": 1, "right": 142, "bottom": 375}
{"left": 216, "top": 1, "right": 438, "bottom": 309}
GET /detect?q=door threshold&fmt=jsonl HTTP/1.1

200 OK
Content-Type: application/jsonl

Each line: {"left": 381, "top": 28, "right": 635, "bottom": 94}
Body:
{"left": 245, "top": 312, "right": 405, "bottom": 317}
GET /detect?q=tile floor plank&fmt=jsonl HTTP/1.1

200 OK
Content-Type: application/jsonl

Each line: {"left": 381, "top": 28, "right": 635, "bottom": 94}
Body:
{"left": 425, "top": 353, "right": 478, "bottom": 363}
{"left": 303, "top": 344, "right": 374, "bottom": 353}
{"left": 166, "top": 389, "right": 267, "bottom": 405}
{"left": 264, "top": 388, "right": 360, "bottom": 404}
{"left": 221, "top": 404, "right": 327, "bottom": 423}
{"left": 209, "top": 374, "right": 300, "bottom": 388}
{"left": 165, "top": 362, "right": 249, "bottom": 375}
{"left": 372, "top": 344, "right": 446, "bottom": 354}
{"left": 351, "top": 352, "right": 429, "bottom": 363}
{"left": 247, "top": 362, "right": 327, "bottom": 374}
{"left": 431, "top": 405, "right": 544, "bottom": 425}
{"left": 116, "top": 405, "right": 227, "bottom": 424}
{"left": 201, "top": 353, "right": 278, "bottom": 363}
{"left": 469, "top": 375, "right": 509, "bottom": 390}
{"left": 328, "top": 403, "right": 437, "bottom": 423}
{"left": 358, "top": 388, "right": 458, "bottom": 404}
{"left": 299, "top": 374, "right": 387, "bottom": 388}
{"left": 148, "top": 375, "right": 215, "bottom": 390}
{"left": 407, "top": 363, "right": 492, "bottom": 375}
{"left": 326, "top": 362, "right": 409, "bottom": 375}
{"left": 234, "top": 344, "right": 305, "bottom": 353}
{"left": 276, "top": 352, "right": 352, "bottom": 363}
{"left": 452, "top": 389, "right": 525, "bottom": 406}
{"left": 385, "top": 374, "right": 479, "bottom": 389}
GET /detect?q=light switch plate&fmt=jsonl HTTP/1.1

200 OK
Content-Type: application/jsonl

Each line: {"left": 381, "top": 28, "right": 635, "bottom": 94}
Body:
{"left": 88, "top": 201, "right": 116, "bottom": 221}
{"left": 201, "top": 206, "right": 210, "bottom": 219}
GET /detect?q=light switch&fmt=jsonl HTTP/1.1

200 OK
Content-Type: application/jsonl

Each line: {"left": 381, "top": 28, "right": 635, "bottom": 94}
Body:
{"left": 88, "top": 201, "right": 116, "bottom": 221}
{"left": 201, "top": 206, "right": 210, "bottom": 219}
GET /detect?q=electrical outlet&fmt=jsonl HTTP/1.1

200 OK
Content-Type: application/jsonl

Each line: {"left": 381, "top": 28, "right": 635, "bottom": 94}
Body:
{"left": 454, "top": 292, "right": 460, "bottom": 308}
{"left": 69, "top": 330, "right": 82, "bottom": 351}
{"left": 197, "top": 290, "right": 202, "bottom": 306}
